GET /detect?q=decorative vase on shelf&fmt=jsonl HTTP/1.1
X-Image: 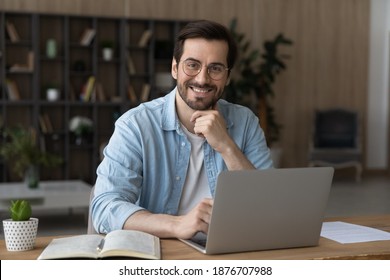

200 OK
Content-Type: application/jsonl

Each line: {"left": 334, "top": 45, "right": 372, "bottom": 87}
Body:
{"left": 102, "top": 48, "right": 113, "bottom": 61}
{"left": 46, "top": 88, "right": 60, "bottom": 101}
{"left": 24, "top": 165, "right": 39, "bottom": 189}
{"left": 46, "top": 38, "right": 57, "bottom": 58}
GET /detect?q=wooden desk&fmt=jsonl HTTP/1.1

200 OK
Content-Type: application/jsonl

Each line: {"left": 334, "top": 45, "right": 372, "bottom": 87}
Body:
{"left": 1, "top": 215, "right": 390, "bottom": 260}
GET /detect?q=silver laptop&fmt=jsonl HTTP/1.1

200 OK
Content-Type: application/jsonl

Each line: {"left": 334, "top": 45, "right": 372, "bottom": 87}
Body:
{"left": 180, "top": 167, "right": 334, "bottom": 254}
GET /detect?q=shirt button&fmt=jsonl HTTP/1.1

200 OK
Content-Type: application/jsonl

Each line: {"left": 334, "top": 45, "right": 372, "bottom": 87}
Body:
{"left": 181, "top": 142, "right": 185, "bottom": 147}
{"left": 176, "top": 176, "right": 180, "bottom": 181}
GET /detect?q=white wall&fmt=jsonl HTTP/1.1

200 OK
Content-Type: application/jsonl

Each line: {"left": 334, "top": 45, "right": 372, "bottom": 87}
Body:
{"left": 367, "top": 0, "right": 390, "bottom": 169}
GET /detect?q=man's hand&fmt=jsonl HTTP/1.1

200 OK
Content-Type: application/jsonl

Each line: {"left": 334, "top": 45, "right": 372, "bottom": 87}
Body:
{"left": 124, "top": 198, "right": 213, "bottom": 239}
{"left": 190, "top": 106, "right": 256, "bottom": 171}
{"left": 173, "top": 198, "right": 213, "bottom": 239}
{"left": 190, "top": 108, "right": 232, "bottom": 154}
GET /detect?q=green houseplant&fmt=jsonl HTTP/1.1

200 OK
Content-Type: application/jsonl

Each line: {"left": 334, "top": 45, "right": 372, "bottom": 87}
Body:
{"left": 2, "top": 200, "right": 39, "bottom": 251}
{"left": 69, "top": 116, "right": 93, "bottom": 145}
{"left": 9, "top": 199, "right": 32, "bottom": 221}
{"left": 225, "top": 19, "right": 293, "bottom": 147}
{"left": 0, "top": 126, "right": 62, "bottom": 188}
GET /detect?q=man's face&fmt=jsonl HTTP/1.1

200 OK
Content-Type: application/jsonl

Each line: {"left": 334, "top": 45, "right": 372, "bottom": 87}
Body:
{"left": 172, "top": 38, "right": 230, "bottom": 111}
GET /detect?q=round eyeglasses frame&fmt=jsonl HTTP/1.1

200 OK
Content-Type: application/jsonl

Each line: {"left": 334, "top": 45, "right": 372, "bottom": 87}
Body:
{"left": 181, "top": 59, "right": 229, "bottom": 81}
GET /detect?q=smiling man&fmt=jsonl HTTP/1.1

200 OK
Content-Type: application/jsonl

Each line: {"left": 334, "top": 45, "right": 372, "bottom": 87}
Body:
{"left": 92, "top": 20, "right": 273, "bottom": 239}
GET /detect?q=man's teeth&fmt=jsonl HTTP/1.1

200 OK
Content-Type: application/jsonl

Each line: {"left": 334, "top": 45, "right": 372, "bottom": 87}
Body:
{"left": 192, "top": 87, "right": 209, "bottom": 93}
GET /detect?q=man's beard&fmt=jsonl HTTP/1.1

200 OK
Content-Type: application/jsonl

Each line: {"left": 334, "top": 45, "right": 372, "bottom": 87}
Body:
{"left": 177, "top": 82, "right": 223, "bottom": 110}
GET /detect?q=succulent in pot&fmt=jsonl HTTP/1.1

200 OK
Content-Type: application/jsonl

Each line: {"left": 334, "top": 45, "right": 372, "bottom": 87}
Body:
{"left": 9, "top": 200, "right": 32, "bottom": 221}
{"left": 2, "top": 199, "right": 39, "bottom": 251}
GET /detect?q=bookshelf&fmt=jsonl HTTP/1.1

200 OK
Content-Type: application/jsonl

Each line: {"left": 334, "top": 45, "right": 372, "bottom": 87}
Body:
{"left": 0, "top": 11, "right": 187, "bottom": 184}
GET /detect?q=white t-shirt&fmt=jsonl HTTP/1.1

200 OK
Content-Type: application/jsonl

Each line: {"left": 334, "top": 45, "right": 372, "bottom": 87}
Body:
{"left": 178, "top": 124, "right": 212, "bottom": 215}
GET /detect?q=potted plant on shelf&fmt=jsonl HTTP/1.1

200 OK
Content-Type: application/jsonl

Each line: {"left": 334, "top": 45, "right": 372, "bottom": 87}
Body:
{"left": 69, "top": 116, "right": 93, "bottom": 146}
{"left": 2, "top": 200, "right": 39, "bottom": 251}
{"left": 225, "top": 19, "right": 293, "bottom": 166}
{"left": 44, "top": 83, "right": 61, "bottom": 102}
{"left": 100, "top": 40, "right": 114, "bottom": 61}
{"left": 0, "top": 126, "right": 63, "bottom": 188}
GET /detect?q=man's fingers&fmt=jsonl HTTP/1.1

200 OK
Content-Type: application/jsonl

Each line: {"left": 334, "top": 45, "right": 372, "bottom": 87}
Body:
{"left": 198, "top": 198, "right": 213, "bottom": 233}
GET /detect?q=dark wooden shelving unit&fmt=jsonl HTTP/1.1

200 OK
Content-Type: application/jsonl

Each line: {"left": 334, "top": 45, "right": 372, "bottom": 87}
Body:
{"left": 0, "top": 11, "right": 187, "bottom": 184}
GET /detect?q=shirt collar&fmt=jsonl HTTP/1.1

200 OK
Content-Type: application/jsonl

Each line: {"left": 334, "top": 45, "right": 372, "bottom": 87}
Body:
{"left": 161, "top": 87, "right": 179, "bottom": 131}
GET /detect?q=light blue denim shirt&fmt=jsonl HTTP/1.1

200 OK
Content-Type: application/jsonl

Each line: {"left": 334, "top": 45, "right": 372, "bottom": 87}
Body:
{"left": 92, "top": 87, "right": 273, "bottom": 233}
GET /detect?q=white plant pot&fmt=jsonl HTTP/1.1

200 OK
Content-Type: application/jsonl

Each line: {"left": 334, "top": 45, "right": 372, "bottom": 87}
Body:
{"left": 3, "top": 218, "right": 39, "bottom": 251}
{"left": 102, "top": 48, "right": 113, "bottom": 61}
{"left": 46, "top": 88, "right": 60, "bottom": 101}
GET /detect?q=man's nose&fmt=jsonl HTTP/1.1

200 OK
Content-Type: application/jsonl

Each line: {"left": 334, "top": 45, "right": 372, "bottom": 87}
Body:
{"left": 194, "top": 67, "right": 211, "bottom": 84}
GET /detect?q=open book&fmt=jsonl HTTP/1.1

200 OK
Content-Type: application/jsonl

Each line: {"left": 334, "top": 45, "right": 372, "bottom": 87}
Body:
{"left": 38, "top": 230, "right": 160, "bottom": 260}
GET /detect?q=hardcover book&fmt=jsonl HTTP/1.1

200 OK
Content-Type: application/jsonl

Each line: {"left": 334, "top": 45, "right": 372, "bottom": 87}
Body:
{"left": 38, "top": 230, "right": 161, "bottom": 260}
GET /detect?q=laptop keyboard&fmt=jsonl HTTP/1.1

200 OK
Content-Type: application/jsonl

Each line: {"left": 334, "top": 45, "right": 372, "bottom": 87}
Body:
{"left": 190, "top": 232, "right": 207, "bottom": 247}
{"left": 191, "top": 237, "right": 207, "bottom": 247}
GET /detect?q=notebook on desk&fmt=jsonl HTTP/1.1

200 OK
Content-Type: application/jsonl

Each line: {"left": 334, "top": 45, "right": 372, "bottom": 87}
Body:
{"left": 179, "top": 167, "right": 334, "bottom": 254}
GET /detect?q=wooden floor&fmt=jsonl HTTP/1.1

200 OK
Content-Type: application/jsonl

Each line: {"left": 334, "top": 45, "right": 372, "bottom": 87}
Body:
{"left": 1, "top": 174, "right": 390, "bottom": 238}
{"left": 325, "top": 174, "right": 390, "bottom": 217}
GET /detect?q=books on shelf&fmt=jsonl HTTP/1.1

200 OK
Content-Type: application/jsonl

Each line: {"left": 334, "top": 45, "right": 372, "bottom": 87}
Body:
{"left": 127, "top": 84, "right": 137, "bottom": 103}
{"left": 95, "top": 81, "right": 106, "bottom": 102}
{"left": 80, "top": 76, "right": 96, "bottom": 101}
{"left": 6, "top": 21, "right": 20, "bottom": 42}
{"left": 69, "top": 83, "right": 77, "bottom": 101}
{"left": 37, "top": 230, "right": 161, "bottom": 260}
{"left": 140, "top": 83, "right": 151, "bottom": 102}
{"left": 27, "top": 51, "right": 34, "bottom": 70}
{"left": 5, "top": 79, "right": 21, "bottom": 100}
{"left": 126, "top": 53, "right": 136, "bottom": 74}
{"left": 39, "top": 113, "right": 54, "bottom": 134}
{"left": 9, "top": 51, "right": 35, "bottom": 72}
{"left": 39, "top": 115, "right": 48, "bottom": 134}
{"left": 138, "top": 29, "right": 153, "bottom": 47}
{"left": 110, "top": 96, "right": 122, "bottom": 103}
{"left": 80, "top": 28, "right": 96, "bottom": 46}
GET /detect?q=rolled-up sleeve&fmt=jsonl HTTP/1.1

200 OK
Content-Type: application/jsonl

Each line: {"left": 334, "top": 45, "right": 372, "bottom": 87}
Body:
{"left": 92, "top": 118, "right": 145, "bottom": 234}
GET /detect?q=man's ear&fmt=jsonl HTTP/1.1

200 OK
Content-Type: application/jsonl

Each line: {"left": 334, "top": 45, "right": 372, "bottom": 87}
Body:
{"left": 171, "top": 58, "right": 178, "bottom": 80}
{"left": 226, "top": 76, "right": 231, "bottom": 86}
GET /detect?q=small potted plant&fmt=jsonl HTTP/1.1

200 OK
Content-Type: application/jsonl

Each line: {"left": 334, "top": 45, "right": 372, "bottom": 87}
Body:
{"left": 2, "top": 200, "right": 39, "bottom": 251}
{"left": 0, "top": 126, "right": 63, "bottom": 188}
{"left": 44, "top": 83, "right": 61, "bottom": 101}
{"left": 100, "top": 40, "right": 114, "bottom": 61}
{"left": 69, "top": 116, "right": 93, "bottom": 145}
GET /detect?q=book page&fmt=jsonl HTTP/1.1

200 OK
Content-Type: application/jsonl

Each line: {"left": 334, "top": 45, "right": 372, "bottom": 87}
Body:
{"left": 101, "top": 230, "right": 160, "bottom": 259}
{"left": 38, "top": 235, "right": 103, "bottom": 260}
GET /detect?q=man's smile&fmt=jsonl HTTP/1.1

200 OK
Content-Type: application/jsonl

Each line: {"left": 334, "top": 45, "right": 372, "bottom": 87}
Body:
{"left": 189, "top": 85, "right": 214, "bottom": 96}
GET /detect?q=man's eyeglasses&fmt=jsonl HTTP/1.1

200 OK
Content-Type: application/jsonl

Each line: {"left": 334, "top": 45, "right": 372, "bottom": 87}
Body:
{"left": 181, "top": 59, "right": 229, "bottom": 81}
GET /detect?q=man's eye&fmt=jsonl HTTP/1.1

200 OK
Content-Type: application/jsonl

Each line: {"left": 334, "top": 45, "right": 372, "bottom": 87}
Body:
{"left": 187, "top": 62, "right": 199, "bottom": 69}
{"left": 209, "top": 65, "right": 223, "bottom": 73}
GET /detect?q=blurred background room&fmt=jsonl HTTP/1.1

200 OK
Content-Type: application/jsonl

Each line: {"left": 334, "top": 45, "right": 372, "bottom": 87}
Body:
{"left": 0, "top": 0, "right": 389, "bottom": 237}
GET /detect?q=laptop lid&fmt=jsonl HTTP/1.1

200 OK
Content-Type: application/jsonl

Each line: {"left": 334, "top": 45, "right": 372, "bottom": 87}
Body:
{"left": 180, "top": 167, "right": 334, "bottom": 254}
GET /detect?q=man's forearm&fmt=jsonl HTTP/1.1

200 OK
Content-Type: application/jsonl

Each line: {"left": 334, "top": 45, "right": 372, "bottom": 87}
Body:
{"left": 220, "top": 138, "right": 256, "bottom": 170}
{"left": 123, "top": 210, "right": 179, "bottom": 238}
{"left": 123, "top": 198, "right": 213, "bottom": 239}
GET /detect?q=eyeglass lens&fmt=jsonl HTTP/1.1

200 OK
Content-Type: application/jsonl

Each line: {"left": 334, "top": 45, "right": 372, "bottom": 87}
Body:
{"left": 182, "top": 59, "right": 227, "bottom": 80}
